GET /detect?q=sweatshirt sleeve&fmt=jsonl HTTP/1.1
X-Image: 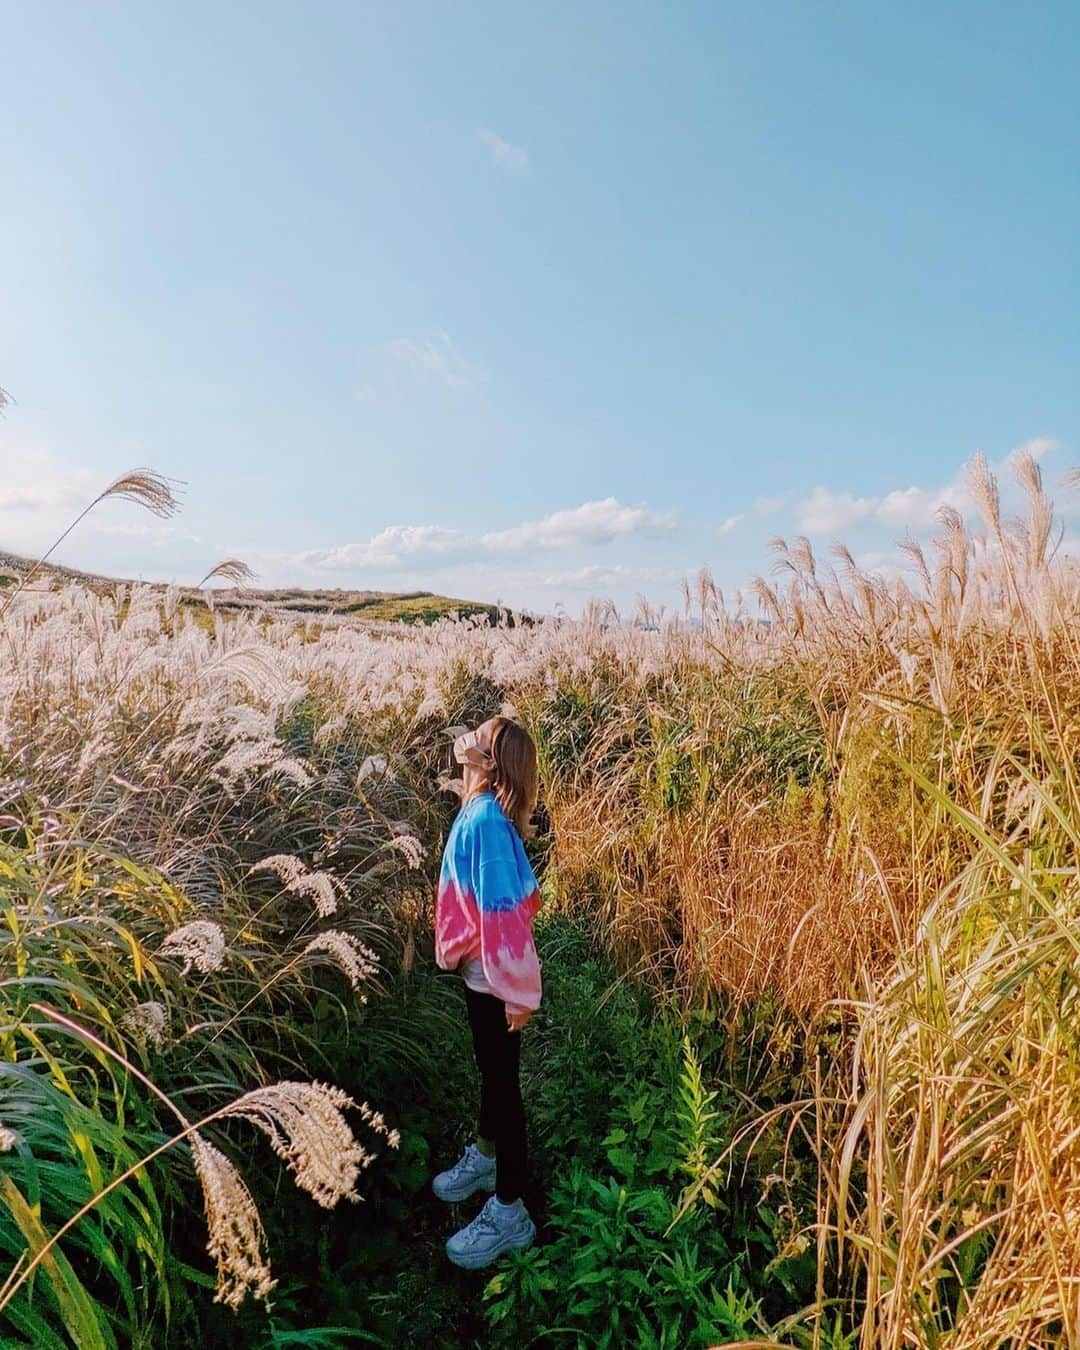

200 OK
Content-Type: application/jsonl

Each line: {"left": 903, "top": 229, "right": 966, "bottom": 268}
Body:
{"left": 470, "top": 814, "right": 542, "bottom": 1017}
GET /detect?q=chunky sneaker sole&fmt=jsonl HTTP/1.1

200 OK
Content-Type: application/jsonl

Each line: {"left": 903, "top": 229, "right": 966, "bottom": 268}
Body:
{"left": 445, "top": 1199, "right": 537, "bottom": 1270}
{"left": 446, "top": 1214, "right": 535, "bottom": 1269}
{"left": 432, "top": 1148, "right": 497, "bottom": 1203}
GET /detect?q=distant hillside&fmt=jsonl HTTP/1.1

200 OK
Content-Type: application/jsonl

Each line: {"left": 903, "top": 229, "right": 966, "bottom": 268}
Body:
{"left": 0, "top": 550, "right": 508, "bottom": 626}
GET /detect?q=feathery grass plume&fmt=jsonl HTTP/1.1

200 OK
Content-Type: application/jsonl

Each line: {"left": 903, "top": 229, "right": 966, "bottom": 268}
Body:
{"left": 0, "top": 466, "right": 182, "bottom": 619}
{"left": 0, "top": 386, "right": 11, "bottom": 414}
{"left": 248, "top": 853, "right": 306, "bottom": 887}
{"left": 99, "top": 468, "right": 182, "bottom": 518}
{"left": 213, "top": 739, "right": 314, "bottom": 791}
{"left": 385, "top": 833, "right": 425, "bottom": 870}
{"left": 965, "top": 450, "right": 1000, "bottom": 532}
{"left": 296, "top": 871, "right": 338, "bottom": 918}
{"left": 248, "top": 854, "right": 341, "bottom": 917}
{"left": 301, "top": 931, "right": 379, "bottom": 994}
{"left": 416, "top": 689, "right": 446, "bottom": 718}
{"left": 897, "top": 536, "right": 932, "bottom": 595}
{"left": 18, "top": 1006, "right": 395, "bottom": 1321}
{"left": 829, "top": 542, "right": 857, "bottom": 576}
{"left": 1012, "top": 449, "right": 1055, "bottom": 571}
{"left": 158, "top": 920, "right": 226, "bottom": 975}
{"left": 196, "top": 559, "right": 258, "bottom": 590}
{"left": 0, "top": 1124, "right": 17, "bottom": 1152}
{"left": 352, "top": 1100, "right": 399, "bottom": 1149}
{"left": 216, "top": 1081, "right": 376, "bottom": 1209}
{"left": 120, "top": 1001, "right": 169, "bottom": 1049}
{"left": 313, "top": 713, "right": 349, "bottom": 746}
{"left": 356, "top": 754, "right": 390, "bottom": 785}
{"left": 190, "top": 1134, "right": 276, "bottom": 1309}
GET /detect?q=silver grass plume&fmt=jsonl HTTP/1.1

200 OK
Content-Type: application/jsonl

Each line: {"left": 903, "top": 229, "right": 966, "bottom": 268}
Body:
{"left": 830, "top": 543, "right": 858, "bottom": 576}
{"left": 197, "top": 559, "right": 258, "bottom": 590}
{"left": 248, "top": 853, "right": 306, "bottom": 887}
{"left": 385, "top": 834, "right": 426, "bottom": 870}
{"left": 248, "top": 854, "right": 341, "bottom": 918}
{"left": 158, "top": 920, "right": 226, "bottom": 975}
{"left": 897, "top": 538, "right": 932, "bottom": 595}
{"left": 0, "top": 467, "right": 182, "bottom": 619}
{"left": 356, "top": 754, "right": 391, "bottom": 785}
{"left": 1013, "top": 450, "right": 1054, "bottom": 571}
{"left": 965, "top": 452, "right": 1001, "bottom": 533}
{"left": 190, "top": 1134, "right": 275, "bottom": 1309}
{"left": 120, "top": 1000, "right": 169, "bottom": 1049}
{"left": 98, "top": 468, "right": 182, "bottom": 519}
{"left": 314, "top": 714, "right": 349, "bottom": 746}
{"left": 216, "top": 1081, "right": 383, "bottom": 1209}
{"left": 301, "top": 932, "right": 379, "bottom": 995}
{"left": 352, "top": 1099, "right": 401, "bottom": 1150}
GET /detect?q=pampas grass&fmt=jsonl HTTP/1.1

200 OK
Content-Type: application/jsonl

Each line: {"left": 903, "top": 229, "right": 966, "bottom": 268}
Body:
{"left": 0, "top": 1005, "right": 393, "bottom": 1317}
{"left": 197, "top": 559, "right": 259, "bottom": 590}
{"left": 3, "top": 448, "right": 1079, "bottom": 1343}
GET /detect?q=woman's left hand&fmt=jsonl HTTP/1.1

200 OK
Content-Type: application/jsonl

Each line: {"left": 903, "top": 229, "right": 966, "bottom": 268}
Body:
{"left": 506, "top": 1008, "right": 532, "bottom": 1033}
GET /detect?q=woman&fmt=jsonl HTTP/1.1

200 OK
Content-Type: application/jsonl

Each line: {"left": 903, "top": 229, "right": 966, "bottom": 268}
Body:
{"left": 432, "top": 715, "right": 542, "bottom": 1269}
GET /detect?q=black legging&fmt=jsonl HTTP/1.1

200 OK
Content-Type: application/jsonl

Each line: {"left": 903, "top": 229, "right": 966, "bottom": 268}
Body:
{"left": 464, "top": 986, "right": 527, "bottom": 1203}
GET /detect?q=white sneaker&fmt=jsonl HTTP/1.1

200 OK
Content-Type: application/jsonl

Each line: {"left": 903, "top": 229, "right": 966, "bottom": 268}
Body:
{"left": 432, "top": 1143, "right": 496, "bottom": 1203}
{"left": 445, "top": 1194, "right": 536, "bottom": 1269}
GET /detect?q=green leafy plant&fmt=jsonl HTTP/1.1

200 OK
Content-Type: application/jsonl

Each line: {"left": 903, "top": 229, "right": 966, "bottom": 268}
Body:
{"left": 673, "top": 1034, "right": 723, "bottom": 1213}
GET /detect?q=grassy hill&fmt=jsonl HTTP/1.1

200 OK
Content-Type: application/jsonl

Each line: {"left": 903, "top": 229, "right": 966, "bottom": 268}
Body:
{"left": 0, "top": 549, "right": 506, "bottom": 625}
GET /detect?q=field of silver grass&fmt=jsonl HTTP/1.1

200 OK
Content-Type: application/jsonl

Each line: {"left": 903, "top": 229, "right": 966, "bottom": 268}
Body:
{"left": 0, "top": 452, "right": 1077, "bottom": 1345}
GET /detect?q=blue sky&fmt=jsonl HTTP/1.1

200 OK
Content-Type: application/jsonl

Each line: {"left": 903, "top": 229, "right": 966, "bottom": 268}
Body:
{"left": 2, "top": 1, "right": 1077, "bottom": 613}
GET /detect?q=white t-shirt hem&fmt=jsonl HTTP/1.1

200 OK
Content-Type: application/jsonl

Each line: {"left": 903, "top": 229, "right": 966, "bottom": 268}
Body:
{"left": 460, "top": 954, "right": 493, "bottom": 995}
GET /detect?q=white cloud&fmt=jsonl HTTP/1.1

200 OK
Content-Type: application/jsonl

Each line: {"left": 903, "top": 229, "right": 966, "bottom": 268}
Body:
{"left": 874, "top": 486, "right": 927, "bottom": 526}
{"left": 1009, "top": 436, "right": 1057, "bottom": 464}
{"left": 478, "top": 128, "right": 530, "bottom": 172}
{"left": 718, "top": 513, "right": 743, "bottom": 537}
{"left": 540, "top": 563, "right": 682, "bottom": 590}
{"left": 82, "top": 518, "right": 201, "bottom": 544}
{"left": 754, "top": 494, "right": 788, "bottom": 515}
{"left": 851, "top": 549, "right": 908, "bottom": 580}
{"left": 301, "top": 524, "right": 472, "bottom": 571}
{"left": 796, "top": 487, "right": 877, "bottom": 535}
{"left": 795, "top": 436, "right": 1063, "bottom": 538}
{"left": 0, "top": 448, "right": 95, "bottom": 517}
{"left": 482, "top": 498, "right": 669, "bottom": 552}
{"left": 356, "top": 332, "right": 482, "bottom": 402}
{"left": 0, "top": 446, "right": 102, "bottom": 557}
{"left": 384, "top": 332, "right": 479, "bottom": 392}
{"left": 298, "top": 498, "right": 668, "bottom": 574}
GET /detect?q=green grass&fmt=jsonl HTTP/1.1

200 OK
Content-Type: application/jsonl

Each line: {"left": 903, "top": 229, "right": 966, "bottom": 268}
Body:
{"left": 341, "top": 593, "right": 501, "bottom": 625}
{"left": 0, "top": 548, "right": 502, "bottom": 625}
{"left": 252, "top": 913, "right": 806, "bottom": 1349}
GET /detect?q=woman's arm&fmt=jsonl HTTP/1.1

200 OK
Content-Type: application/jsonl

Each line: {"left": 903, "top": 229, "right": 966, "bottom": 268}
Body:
{"left": 470, "top": 817, "right": 542, "bottom": 1027}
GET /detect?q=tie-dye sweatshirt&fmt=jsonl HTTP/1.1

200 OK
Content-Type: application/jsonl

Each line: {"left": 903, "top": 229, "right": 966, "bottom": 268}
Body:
{"left": 435, "top": 791, "right": 542, "bottom": 1017}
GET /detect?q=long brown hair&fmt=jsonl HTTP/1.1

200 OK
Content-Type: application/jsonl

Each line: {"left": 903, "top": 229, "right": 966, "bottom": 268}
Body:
{"left": 482, "top": 716, "right": 538, "bottom": 840}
